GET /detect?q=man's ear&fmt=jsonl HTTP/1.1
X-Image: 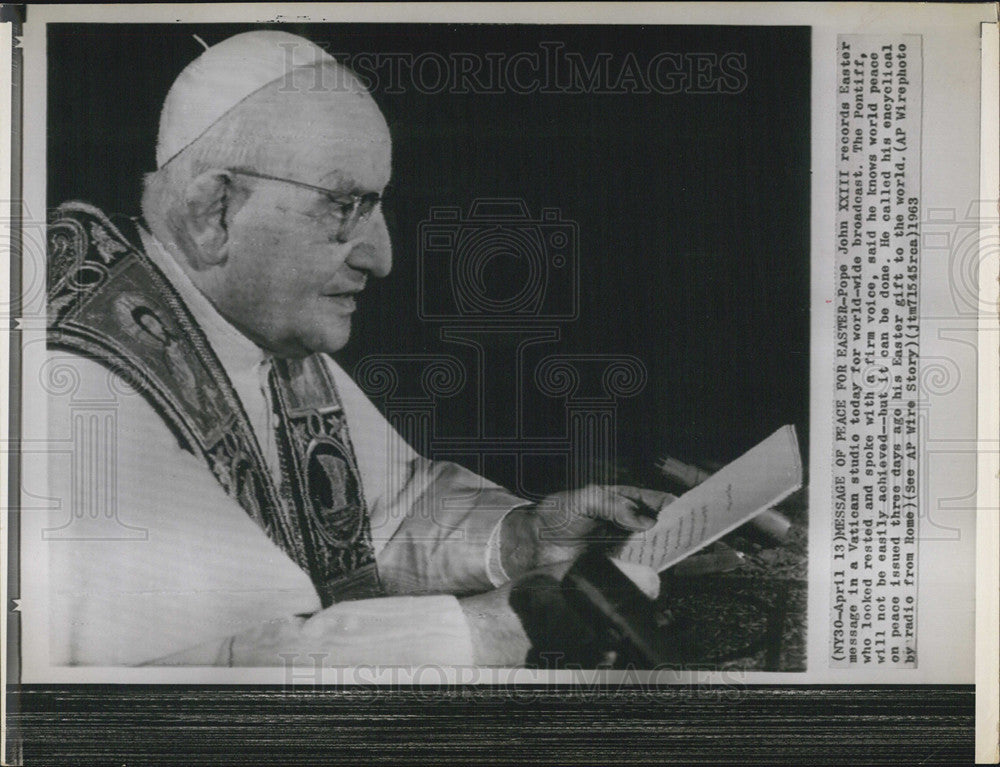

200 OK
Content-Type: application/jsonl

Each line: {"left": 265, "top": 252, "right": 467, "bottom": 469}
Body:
{"left": 182, "top": 170, "right": 233, "bottom": 267}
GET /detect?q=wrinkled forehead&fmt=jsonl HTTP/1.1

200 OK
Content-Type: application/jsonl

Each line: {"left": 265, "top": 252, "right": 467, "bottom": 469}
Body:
{"left": 212, "top": 62, "right": 392, "bottom": 190}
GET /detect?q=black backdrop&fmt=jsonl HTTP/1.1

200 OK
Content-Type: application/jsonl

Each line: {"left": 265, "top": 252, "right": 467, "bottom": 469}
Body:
{"left": 47, "top": 23, "right": 810, "bottom": 494}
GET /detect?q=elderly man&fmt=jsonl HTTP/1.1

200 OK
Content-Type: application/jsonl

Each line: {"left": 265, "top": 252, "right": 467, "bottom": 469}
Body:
{"left": 45, "top": 31, "right": 665, "bottom": 667}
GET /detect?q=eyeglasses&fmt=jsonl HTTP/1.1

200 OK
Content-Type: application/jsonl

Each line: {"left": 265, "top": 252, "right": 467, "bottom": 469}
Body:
{"left": 228, "top": 169, "right": 387, "bottom": 242}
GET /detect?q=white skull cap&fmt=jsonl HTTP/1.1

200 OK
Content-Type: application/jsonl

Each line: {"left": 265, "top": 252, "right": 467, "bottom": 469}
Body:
{"left": 156, "top": 30, "right": 335, "bottom": 168}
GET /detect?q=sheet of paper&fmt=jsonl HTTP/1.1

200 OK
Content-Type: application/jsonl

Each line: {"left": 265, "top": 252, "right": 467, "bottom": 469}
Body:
{"left": 617, "top": 425, "right": 802, "bottom": 572}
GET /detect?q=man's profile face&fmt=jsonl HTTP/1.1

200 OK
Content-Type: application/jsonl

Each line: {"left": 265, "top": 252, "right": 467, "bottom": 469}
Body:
{"left": 210, "top": 80, "right": 393, "bottom": 358}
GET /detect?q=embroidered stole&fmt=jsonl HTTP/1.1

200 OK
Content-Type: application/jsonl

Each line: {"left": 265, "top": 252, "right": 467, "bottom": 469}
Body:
{"left": 47, "top": 202, "right": 380, "bottom": 606}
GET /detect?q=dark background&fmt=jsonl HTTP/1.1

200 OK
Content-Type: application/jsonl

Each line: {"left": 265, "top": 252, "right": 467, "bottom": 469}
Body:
{"left": 47, "top": 23, "right": 810, "bottom": 495}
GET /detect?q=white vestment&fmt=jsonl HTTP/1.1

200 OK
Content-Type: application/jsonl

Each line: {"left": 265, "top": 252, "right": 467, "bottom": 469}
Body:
{"left": 45, "top": 227, "right": 523, "bottom": 667}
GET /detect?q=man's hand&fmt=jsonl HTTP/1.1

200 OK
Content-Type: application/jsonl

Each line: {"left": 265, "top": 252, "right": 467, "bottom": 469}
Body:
{"left": 499, "top": 485, "right": 671, "bottom": 579}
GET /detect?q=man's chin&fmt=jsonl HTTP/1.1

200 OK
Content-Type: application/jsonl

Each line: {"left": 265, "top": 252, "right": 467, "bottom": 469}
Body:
{"left": 306, "top": 321, "right": 352, "bottom": 357}
{"left": 255, "top": 319, "right": 352, "bottom": 359}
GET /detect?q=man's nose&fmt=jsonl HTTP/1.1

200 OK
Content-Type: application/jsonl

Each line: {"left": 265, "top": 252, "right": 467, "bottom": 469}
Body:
{"left": 344, "top": 211, "right": 392, "bottom": 278}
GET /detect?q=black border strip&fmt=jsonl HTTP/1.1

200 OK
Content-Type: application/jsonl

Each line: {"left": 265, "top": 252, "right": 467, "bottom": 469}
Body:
{"left": 9, "top": 684, "right": 974, "bottom": 765}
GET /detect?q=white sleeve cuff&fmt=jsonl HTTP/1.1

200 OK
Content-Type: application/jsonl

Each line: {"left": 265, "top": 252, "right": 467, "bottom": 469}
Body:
{"left": 484, "top": 502, "right": 534, "bottom": 588}
{"left": 484, "top": 511, "right": 512, "bottom": 588}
